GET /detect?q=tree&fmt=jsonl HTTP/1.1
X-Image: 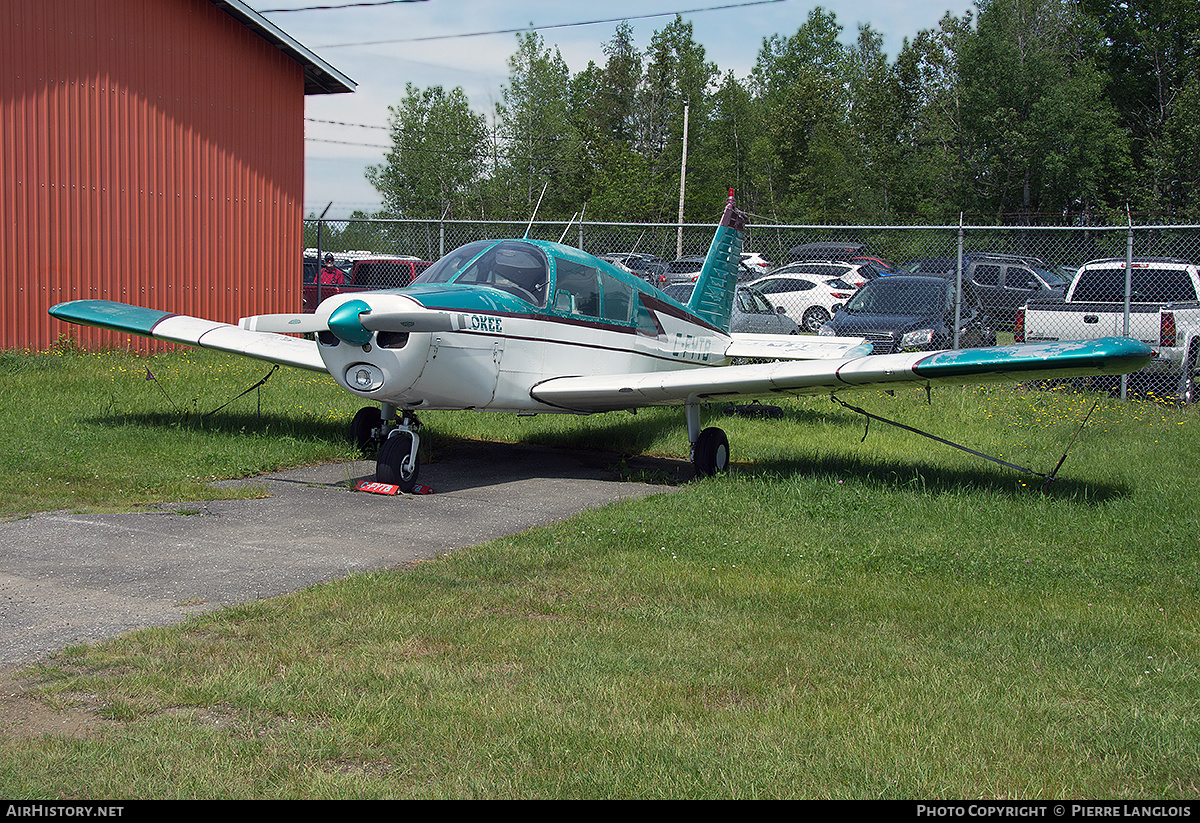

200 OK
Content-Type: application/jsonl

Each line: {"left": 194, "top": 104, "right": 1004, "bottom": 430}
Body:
{"left": 493, "top": 32, "right": 577, "bottom": 217}
{"left": 634, "top": 16, "right": 718, "bottom": 219}
{"left": 1083, "top": 0, "right": 1200, "bottom": 215}
{"left": 749, "top": 7, "right": 856, "bottom": 219}
{"left": 890, "top": 14, "right": 973, "bottom": 216}
{"left": 366, "top": 84, "right": 487, "bottom": 219}
{"left": 959, "top": 0, "right": 1129, "bottom": 220}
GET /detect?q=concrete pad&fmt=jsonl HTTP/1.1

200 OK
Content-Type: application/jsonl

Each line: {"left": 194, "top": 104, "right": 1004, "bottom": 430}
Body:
{"left": 0, "top": 441, "right": 683, "bottom": 667}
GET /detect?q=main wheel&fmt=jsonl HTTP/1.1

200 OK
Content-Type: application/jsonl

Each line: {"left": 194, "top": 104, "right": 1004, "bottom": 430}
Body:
{"left": 349, "top": 406, "right": 383, "bottom": 454}
{"left": 377, "top": 431, "right": 419, "bottom": 492}
{"left": 691, "top": 427, "right": 730, "bottom": 477}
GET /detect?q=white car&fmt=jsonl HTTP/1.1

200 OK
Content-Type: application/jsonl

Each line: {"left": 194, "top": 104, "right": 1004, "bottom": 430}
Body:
{"left": 772, "top": 259, "right": 884, "bottom": 289}
{"left": 739, "top": 252, "right": 774, "bottom": 276}
{"left": 747, "top": 272, "right": 858, "bottom": 333}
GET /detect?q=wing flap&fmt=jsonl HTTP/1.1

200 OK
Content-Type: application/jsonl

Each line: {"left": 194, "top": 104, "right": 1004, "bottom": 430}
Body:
{"left": 49, "top": 300, "right": 327, "bottom": 373}
{"left": 531, "top": 338, "right": 1153, "bottom": 413}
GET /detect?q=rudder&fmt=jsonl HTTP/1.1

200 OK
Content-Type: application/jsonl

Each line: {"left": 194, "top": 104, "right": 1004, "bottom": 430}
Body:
{"left": 687, "top": 189, "right": 748, "bottom": 333}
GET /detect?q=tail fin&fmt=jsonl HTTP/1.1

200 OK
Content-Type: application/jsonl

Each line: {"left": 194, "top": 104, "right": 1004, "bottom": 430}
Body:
{"left": 687, "top": 189, "right": 747, "bottom": 333}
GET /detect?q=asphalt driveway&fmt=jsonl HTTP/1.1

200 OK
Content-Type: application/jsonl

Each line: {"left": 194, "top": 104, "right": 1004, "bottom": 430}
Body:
{"left": 0, "top": 441, "right": 681, "bottom": 667}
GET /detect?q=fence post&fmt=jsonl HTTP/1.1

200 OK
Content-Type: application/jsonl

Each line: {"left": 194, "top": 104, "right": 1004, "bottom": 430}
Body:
{"left": 1122, "top": 208, "right": 1134, "bottom": 399}
{"left": 954, "top": 214, "right": 965, "bottom": 349}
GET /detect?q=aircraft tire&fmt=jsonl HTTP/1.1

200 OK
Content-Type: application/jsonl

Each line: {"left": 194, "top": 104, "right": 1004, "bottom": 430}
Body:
{"left": 692, "top": 427, "right": 730, "bottom": 477}
{"left": 350, "top": 406, "right": 383, "bottom": 454}
{"left": 377, "top": 432, "right": 419, "bottom": 492}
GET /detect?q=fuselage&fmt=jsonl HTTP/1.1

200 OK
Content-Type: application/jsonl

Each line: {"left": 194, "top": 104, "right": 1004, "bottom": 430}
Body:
{"left": 314, "top": 239, "right": 734, "bottom": 413}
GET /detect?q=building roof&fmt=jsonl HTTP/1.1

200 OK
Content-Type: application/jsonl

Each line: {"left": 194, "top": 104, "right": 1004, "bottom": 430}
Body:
{"left": 209, "top": 0, "right": 356, "bottom": 95}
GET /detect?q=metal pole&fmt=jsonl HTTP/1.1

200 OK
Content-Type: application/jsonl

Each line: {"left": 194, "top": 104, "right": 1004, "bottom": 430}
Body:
{"left": 677, "top": 102, "right": 689, "bottom": 260}
{"left": 1122, "top": 206, "right": 1133, "bottom": 399}
{"left": 316, "top": 202, "right": 331, "bottom": 307}
{"left": 954, "top": 214, "right": 964, "bottom": 349}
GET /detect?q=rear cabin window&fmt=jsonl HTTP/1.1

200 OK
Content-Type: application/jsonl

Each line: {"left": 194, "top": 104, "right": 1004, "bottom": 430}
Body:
{"left": 554, "top": 259, "right": 602, "bottom": 317}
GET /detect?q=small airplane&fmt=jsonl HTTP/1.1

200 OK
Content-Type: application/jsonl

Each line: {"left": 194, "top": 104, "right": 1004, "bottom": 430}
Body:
{"left": 49, "top": 190, "right": 1152, "bottom": 492}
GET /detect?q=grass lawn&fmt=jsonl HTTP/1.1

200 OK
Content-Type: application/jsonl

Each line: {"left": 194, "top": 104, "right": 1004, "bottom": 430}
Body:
{"left": 0, "top": 346, "right": 1197, "bottom": 798}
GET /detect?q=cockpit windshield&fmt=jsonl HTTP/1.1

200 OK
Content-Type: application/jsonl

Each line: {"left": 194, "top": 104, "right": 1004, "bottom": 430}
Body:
{"left": 411, "top": 240, "right": 495, "bottom": 285}
{"left": 410, "top": 240, "right": 550, "bottom": 307}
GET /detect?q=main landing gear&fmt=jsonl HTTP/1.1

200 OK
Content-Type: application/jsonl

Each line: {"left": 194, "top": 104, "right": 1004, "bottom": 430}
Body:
{"left": 350, "top": 404, "right": 422, "bottom": 493}
{"left": 686, "top": 403, "right": 730, "bottom": 478}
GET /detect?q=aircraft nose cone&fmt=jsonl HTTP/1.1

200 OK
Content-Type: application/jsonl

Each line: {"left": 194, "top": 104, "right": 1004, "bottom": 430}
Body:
{"left": 327, "top": 299, "right": 373, "bottom": 346}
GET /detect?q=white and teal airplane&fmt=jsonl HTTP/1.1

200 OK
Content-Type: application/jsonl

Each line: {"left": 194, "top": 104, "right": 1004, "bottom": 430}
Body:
{"left": 49, "top": 191, "right": 1151, "bottom": 492}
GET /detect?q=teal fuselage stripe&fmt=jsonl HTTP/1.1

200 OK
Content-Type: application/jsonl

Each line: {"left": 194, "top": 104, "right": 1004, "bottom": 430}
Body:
{"left": 48, "top": 300, "right": 175, "bottom": 336}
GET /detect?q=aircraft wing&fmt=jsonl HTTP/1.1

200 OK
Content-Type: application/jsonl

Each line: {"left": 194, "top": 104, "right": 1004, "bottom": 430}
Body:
{"left": 48, "top": 300, "right": 327, "bottom": 372}
{"left": 725, "top": 333, "right": 872, "bottom": 360}
{"left": 531, "top": 337, "right": 1153, "bottom": 412}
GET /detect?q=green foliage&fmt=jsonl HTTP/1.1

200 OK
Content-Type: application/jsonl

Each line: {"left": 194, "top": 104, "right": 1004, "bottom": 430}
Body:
{"left": 362, "top": 3, "right": 1199, "bottom": 223}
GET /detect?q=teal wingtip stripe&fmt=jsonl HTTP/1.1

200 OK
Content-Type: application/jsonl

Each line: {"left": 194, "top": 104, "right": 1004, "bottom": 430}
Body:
{"left": 49, "top": 300, "right": 176, "bottom": 337}
{"left": 913, "top": 337, "right": 1154, "bottom": 378}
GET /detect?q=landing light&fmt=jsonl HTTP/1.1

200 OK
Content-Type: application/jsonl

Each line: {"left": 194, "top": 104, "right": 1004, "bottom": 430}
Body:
{"left": 347, "top": 363, "right": 384, "bottom": 392}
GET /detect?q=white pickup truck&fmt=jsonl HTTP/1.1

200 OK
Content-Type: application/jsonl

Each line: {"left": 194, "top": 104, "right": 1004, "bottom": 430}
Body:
{"left": 1015, "top": 257, "right": 1200, "bottom": 401}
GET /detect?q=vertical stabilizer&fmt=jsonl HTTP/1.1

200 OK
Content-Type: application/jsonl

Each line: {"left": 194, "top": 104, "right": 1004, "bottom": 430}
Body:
{"left": 687, "top": 189, "right": 748, "bottom": 333}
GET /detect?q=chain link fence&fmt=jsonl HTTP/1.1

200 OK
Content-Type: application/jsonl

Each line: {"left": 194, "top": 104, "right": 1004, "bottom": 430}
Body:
{"left": 304, "top": 216, "right": 1200, "bottom": 398}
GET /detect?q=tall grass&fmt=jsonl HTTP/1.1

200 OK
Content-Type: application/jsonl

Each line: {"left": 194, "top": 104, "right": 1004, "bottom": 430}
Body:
{"left": 1, "top": 346, "right": 1198, "bottom": 798}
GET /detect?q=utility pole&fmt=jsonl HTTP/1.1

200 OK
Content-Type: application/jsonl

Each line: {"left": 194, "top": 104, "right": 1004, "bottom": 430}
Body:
{"left": 676, "top": 101, "right": 689, "bottom": 259}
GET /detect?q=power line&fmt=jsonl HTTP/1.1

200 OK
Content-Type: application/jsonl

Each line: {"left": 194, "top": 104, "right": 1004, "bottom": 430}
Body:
{"left": 259, "top": 1, "right": 428, "bottom": 11}
{"left": 306, "top": 1, "right": 786, "bottom": 48}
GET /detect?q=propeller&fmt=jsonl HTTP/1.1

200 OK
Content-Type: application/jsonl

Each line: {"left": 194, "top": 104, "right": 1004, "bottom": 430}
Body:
{"left": 241, "top": 298, "right": 461, "bottom": 345}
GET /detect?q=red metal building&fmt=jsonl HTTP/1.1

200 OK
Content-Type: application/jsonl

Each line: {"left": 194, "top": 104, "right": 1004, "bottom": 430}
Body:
{"left": 0, "top": 0, "right": 355, "bottom": 350}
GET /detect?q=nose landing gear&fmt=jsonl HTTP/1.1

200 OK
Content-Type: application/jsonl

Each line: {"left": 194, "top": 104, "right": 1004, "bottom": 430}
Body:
{"left": 350, "top": 405, "right": 422, "bottom": 493}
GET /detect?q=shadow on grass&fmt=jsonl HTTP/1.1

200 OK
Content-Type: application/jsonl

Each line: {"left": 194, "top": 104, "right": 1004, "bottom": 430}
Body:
{"left": 742, "top": 451, "right": 1130, "bottom": 504}
{"left": 85, "top": 403, "right": 1131, "bottom": 503}
{"left": 85, "top": 410, "right": 352, "bottom": 444}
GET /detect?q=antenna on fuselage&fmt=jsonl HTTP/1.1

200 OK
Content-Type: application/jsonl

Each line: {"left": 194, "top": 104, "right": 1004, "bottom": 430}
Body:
{"left": 557, "top": 204, "right": 585, "bottom": 244}
{"left": 524, "top": 182, "right": 548, "bottom": 239}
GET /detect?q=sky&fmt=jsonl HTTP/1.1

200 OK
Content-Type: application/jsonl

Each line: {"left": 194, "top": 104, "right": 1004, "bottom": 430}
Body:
{"left": 253, "top": 0, "right": 979, "bottom": 218}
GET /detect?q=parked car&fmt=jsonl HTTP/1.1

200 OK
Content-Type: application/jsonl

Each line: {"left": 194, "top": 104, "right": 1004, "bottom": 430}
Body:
{"left": 663, "top": 283, "right": 800, "bottom": 335}
{"left": 787, "top": 241, "right": 867, "bottom": 262}
{"left": 740, "top": 252, "right": 774, "bottom": 276}
{"left": 600, "top": 253, "right": 669, "bottom": 287}
{"left": 1017, "top": 256, "right": 1200, "bottom": 399}
{"left": 665, "top": 256, "right": 707, "bottom": 282}
{"left": 819, "top": 274, "right": 997, "bottom": 354}
{"left": 955, "top": 253, "right": 1071, "bottom": 326}
{"left": 752, "top": 258, "right": 880, "bottom": 288}
{"left": 745, "top": 271, "right": 858, "bottom": 333}
{"left": 303, "top": 256, "right": 433, "bottom": 312}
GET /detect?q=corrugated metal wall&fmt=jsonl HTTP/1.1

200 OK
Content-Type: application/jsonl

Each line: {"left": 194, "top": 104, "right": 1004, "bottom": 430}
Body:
{"left": 1, "top": 0, "right": 306, "bottom": 351}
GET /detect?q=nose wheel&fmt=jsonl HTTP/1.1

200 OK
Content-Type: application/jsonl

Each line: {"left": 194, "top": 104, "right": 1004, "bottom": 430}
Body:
{"left": 375, "top": 412, "right": 421, "bottom": 492}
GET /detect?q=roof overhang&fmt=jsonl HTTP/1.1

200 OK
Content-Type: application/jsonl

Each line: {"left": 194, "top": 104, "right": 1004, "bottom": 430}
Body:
{"left": 209, "top": 0, "right": 356, "bottom": 95}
